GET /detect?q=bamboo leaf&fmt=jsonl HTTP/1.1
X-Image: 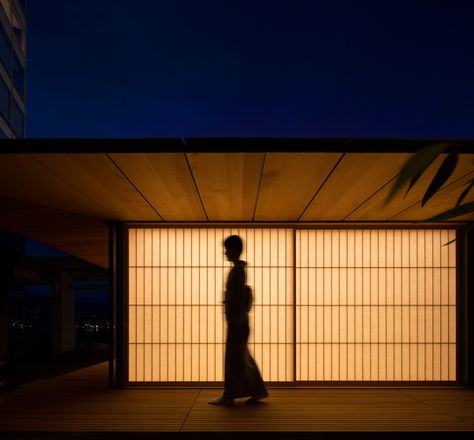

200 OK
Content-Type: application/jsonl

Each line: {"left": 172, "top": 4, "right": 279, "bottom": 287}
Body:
{"left": 384, "top": 142, "right": 450, "bottom": 207}
{"left": 425, "top": 201, "right": 474, "bottom": 221}
{"left": 404, "top": 169, "right": 425, "bottom": 199}
{"left": 443, "top": 238, "right": 456, "bottom": 246}
{"left": 456, "top": 177, "right": 474, "bottom": 207}
{"left": 421, "top": 151, "right": 459, "bottom": 207}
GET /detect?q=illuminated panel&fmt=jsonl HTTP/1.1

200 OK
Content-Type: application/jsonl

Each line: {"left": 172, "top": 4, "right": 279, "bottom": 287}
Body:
{"left": 296, "top": 229, "right": 456, "bottom": 381}
{"left": 128, "top": 228, "right": 293, "bottom": 382}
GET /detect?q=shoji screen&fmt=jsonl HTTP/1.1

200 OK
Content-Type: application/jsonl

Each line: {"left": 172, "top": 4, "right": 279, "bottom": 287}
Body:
{"left": 128, "top": 228, "right": 293, "bottom": 382}
{"left": 296, "top": 229, "right": 456, "bottom": 381}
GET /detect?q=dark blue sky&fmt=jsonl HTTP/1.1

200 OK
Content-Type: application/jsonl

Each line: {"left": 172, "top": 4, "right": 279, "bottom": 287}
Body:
{"left": 26, "top": 0, "right": 474, "bottom": 138}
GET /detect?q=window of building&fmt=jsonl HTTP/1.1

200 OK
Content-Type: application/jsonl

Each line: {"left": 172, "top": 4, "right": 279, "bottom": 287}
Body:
{"left": 128, "top": 227, "right": 456, "bottom": 383}
{"left": 11, "top": 50, "right": 24, "bottom": 97}
{"left": 0, "top": 74, "right": 9, "bottom": 119}
{"left": 11, "top": 9, "right": 25, "bottom": 54}
{"left": 0, "top": 21, "right": 10, "bottom": 71}
{"left": 10, "top": 95, "right": 23, "bottom": 137}
{"left": 16, "top": 0, "right": 25, "bottom": 13}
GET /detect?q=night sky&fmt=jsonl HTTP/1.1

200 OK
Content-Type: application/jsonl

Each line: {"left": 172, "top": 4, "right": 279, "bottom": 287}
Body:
{"left": 26, "top": 0, "right": 474, "bottom": 138}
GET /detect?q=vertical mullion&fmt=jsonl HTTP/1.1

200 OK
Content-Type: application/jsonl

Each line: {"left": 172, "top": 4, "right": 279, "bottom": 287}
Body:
{"left": 408, "top": 230, "right": 410, "bottom": 381}
{"left": 447, "top": 229, "right": 450, "bottom": 380}
{"left": 339, "top": 229, "right": 341, "bottom": 382}
{"left": 369, "top": 230, "right": 372, "bottom": 380}
{"left": 294, "top": 228, "right": 297, "bottom": 383}
{"left": 206, "top": 228, "right": 208, "bottom": 382}
{"left": 393, "top": 230, "right": 395, "bottom": 381}
{"left": 424, "top": 229, "right": 427, "bottom": 382}
{"left": 214, "top": 229, "right": 217, "bottom": 382}
{"left": 160, "top": 230, "right": 163, "bottom": 381}
{"left": 151, "top": 229, "right": 154, "bottom": 381}
{"left": 253, "top": 228, "right": 256, "bottom": 378}
{"left": 431, "top": 229, "right": 435, "bottom": 380}
{"left": 175, "top": 229, "right": 177, "bottom": 382}
{"left": 284, "top": 228, "right": 287, "bottom": 381}
{"left": 323, "top": 230, "right": 325, "bottom": 381}
{"left": 330, "top": 230, "right": 333, "bottom": 381}
{"left": 141, "top": 230, "right": 145, "bottom": 381}
{"left": 346, "top": 229, "right": 348, "bottom": 381}
{"left": 385, "top": 229, "right": 387, "bottom": 381}
{"left": 432, "top": 230, "right": 434, "bottom": 380}
{"left": 439, "top": 230, "right": 442, "bottom": 379}
{"left": 362, "top": 231, "right": 364, "bottom": 381}
{"left": 376, "top": 229, "right": 387, "bottom": 381}
{"left": 310, "top": 230, "right": 312, "bottom": 381}
{"left": 166, "top": 228, "right": 169, "bottom": 382}
{"left": 277, "top": 229, "right": 280, "bottom": 381}
{"left": 416, "top": 230, "right": 418, "bottom": 381}
{"left": 182, "top": 230, "right": 185, "bottom": 382}
{"left": 269, "top": 230, "right": 272, "bottom": 381}
{"left": 401, "top": 231, "right": 403, "bottom": 380}
{"left": 198, "top": 228, "right": 200, "bottom": 382}
{"left": 252, "top": 228, "right": 256, "bottom": 376}
{"left": 191, "top": 229, "right": 193, "bottom": 382}
{"left": 354, "top": 229, "right": 356, "bottom": 381}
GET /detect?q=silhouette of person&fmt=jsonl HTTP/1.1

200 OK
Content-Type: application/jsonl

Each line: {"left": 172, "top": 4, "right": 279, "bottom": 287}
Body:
{"left": 209, "top": 235, "right": 268, "bottom": 405}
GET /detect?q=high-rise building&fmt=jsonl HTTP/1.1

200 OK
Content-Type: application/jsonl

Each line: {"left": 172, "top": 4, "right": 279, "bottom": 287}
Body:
{"left": 0, "top": 0, "right": 25, "bottom": 138}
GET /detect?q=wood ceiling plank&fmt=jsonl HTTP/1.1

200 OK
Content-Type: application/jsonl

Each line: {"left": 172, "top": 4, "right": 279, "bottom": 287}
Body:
{"left": 0, "top": 196, "right": 43, "bottom": 211}
{"left": 347, "top": 154, "right": 474, "bottom": 221}
{"left": 0, "top": 196, "right": 109, "bottom": 268}
{"left": 0, "top": 154, "right": 113, "bottom": 219}
{"left": 58, "top": 242, "right": 108, "bottom": 256}
{"left": 254, "top": 153, "right": 342, "bottom": 221}
{"left": 109, "top": 153, "right": 206, "bottom": 221}
{"left": 186, "top": 152, "right": 265, "bottom": 221}
{"left": 301, "top": 153, "right": 411, "bottom": 221}
{"left": 72, "top": 256, "right": 107, "bottom": 268}
{"left": 0, "top": 208, "right": 104, "bottom": 232}
{"left": 29, "top": 153, "right": 161, "bottom": 221}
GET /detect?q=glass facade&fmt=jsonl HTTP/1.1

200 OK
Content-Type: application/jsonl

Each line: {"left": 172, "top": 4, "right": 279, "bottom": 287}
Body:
{"left": 11, "top": 49, "right": 24, "bottom": 97}
{"left": 0, "top": 0, "right": 25, "bottom": 138}
{"left": 0, "top": 20, "right": 9, "bottom": 70}
{"left": 0, "top": 74, "right": 9, "bottom": 119}
{"left": 10, "top": 93, "right": 23, "bottom": 137}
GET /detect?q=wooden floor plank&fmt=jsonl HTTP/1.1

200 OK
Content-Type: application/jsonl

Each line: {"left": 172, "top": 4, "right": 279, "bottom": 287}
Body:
{"left": 0, "top": 362, "right": 473, "bottom": 432}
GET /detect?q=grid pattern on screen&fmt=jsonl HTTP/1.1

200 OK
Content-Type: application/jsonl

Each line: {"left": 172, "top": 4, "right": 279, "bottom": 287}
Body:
{"left": 128, "top": 228, "right": 294, "bottom": 382}
{"left": 296, "top": 229, "right": 456, "bottom": 381}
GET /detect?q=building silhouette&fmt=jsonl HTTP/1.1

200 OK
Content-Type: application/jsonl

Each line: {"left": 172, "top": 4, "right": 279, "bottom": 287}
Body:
{"left": 0, "top": 0, "right": 25, "bottom": 139}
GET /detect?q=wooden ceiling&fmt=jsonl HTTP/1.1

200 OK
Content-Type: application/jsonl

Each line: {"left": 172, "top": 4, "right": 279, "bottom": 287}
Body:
{"left": 0, "top": 151, "right": 472, "bottom": 268}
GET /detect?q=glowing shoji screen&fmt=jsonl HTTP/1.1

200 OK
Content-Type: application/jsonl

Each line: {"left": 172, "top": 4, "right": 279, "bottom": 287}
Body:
{"left": 128, "top": 228, "right": 293, "bottom": 382}
{"left": 296, "top": 229, "right": 456, "bottom": 381}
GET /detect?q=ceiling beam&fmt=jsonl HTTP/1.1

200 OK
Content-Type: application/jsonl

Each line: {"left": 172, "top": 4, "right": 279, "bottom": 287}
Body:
{"left": 1, "top": 138, "right": 473, "bottom": 153}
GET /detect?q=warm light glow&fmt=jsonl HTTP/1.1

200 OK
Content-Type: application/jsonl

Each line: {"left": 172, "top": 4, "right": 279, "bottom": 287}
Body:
{"left": 296, "top": 229, "right": 456, "bottom": 381}
{"left": 128, "top": 228, "right": 293, "bottom": 382}
{"left": 128, "top": 227, "right": 456, "bottom": 383}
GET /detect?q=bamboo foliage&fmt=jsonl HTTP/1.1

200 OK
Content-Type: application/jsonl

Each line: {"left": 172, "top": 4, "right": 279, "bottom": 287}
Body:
{"left": 385, "top": 142, "right": 474, "bottom": 221}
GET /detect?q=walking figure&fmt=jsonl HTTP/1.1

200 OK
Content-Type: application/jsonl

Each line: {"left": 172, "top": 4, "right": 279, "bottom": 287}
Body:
{"left": 209, "top": 235, "right": 268, "bottom": 406}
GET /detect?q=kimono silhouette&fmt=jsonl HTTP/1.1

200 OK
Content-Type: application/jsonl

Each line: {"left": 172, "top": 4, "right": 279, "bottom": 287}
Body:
{"left": 209, "top": 235, "right": 268, "bottom": 405}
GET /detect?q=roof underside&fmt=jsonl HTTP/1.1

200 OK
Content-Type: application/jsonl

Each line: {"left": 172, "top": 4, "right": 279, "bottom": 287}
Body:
{"left": 0, "top": 146, "right": 473, "bottom": 268}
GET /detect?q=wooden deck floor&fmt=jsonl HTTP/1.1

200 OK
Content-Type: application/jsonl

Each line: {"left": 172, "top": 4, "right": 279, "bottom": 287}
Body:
{"left": 1, "top": 361, "right": 474, "bottom": 437}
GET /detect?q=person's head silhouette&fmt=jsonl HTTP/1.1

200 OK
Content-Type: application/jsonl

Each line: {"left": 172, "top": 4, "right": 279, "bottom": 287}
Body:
{"left": 224, "top": 235, "right": 243, "bottom": 263}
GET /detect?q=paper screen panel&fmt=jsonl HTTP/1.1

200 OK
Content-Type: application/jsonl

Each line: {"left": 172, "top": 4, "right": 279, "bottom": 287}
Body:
{"left": 296, "top": 229, "right": 456, "bottom": 381}
{"left": 128, "top": 228, "right": 293, "bottom": 382}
